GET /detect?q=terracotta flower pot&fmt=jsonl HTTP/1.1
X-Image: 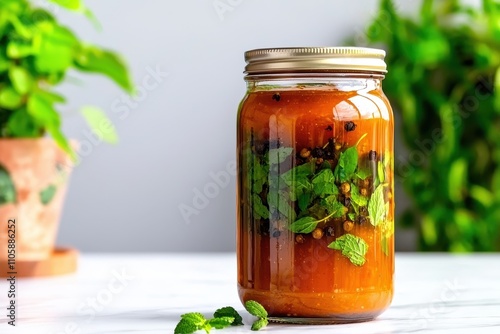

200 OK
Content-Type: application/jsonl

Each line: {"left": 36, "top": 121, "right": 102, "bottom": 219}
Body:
{"left": 0, "top": 138, "right": 73, "bottom": 261}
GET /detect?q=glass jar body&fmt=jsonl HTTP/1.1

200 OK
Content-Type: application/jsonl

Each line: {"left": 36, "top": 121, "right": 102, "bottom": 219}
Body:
{"left": 236, "top": 75, "right": 395, "bottom": 323}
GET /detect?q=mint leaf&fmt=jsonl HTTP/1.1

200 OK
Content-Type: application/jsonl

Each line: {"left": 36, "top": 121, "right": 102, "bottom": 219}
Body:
{"left": 312, "top": 169, "right": 338, "bottom": 197}
{"left": 328, "top": 234, "right": 368, "bottom": 266}
{"left": 174, "top": 318, "right": 199, "bottom": 334}
{"left": 308, "top": 203, "right": 328, "bottom": 220}
{"left": 289, "top": 216, "right": 318, "bottom": 233}
{"left": 348, "top": 212, "right": 356, "bottom": 221}
{"left": 287, "top": 177, "right": 312, "bottom": 201}
{"left": 214, "top": 307, "right": 243, "bottom": 326}
{"left": 297, "top": 192, "right": 313, "bottom": 211}
{"left": 350, "top": 183, "right": 368, "bottom": 207}
{"left": 251, "top": 318, "right": 268, "bottom": 331}
{"left": 207, "top": 317, "right": 234, "bottom": 329}
{"left": 368, "top": 185, "right": 386, "bottom": 227}
{"left": 281, "top": 160, "right": 315, "bottom": 185}
{"left": 252, "top": 194, "right": 269, "bottom": 220}
{"left": 323, "top": 195, "right": 345, "bottom": 217}
{"left": 335, "top": 146, "right": 358, "bottom": 182}
{"left": 245, "top": 300, "right": 268, "bottom": 319}
{"left": 268, "top": 147, "right": 293, "bottom": 165}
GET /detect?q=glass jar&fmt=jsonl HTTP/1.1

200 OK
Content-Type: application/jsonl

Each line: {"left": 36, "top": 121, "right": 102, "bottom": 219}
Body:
{"left": 236, "top": 47, "right": 394, "bottom": 324}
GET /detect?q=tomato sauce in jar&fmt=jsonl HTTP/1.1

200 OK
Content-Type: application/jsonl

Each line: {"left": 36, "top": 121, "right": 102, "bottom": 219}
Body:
{"left": 237, "top": 47, "right": 394, "bottom": 323}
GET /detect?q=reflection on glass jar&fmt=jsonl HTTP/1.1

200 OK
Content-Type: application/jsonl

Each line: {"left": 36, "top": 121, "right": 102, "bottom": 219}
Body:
{"left": 237, "top": 47, "right": 394, "bottom": 324}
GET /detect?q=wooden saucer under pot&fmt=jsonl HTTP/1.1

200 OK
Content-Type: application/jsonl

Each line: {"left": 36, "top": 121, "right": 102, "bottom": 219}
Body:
{"left": 0, "top": 248, "right": 78, "bottom": 278}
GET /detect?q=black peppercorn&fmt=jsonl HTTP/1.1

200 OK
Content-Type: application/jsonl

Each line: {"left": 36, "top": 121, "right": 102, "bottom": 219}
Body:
{"left": 357, "top": 216, "right": 368, "bottom": 225}
{"left": 369, "top": 150, "right": 377, "bottom": 161}
{"left": 259, "top": 221, "right": 270, "bottom": 235}
{"left": 344, "top": 121, "right": 357, "bottom": 132}
{"left": 325, "top": 125, "right": 333, "bottom": 131}
{"left": 272, "top": 93, "right": 281, "bottom": 102}
{"left": 311, "top": 147, "right": 324, "bottom": 158}
{"left": 360, "top": 206, "right": 368, "bottom": 216}
{"left": 272, "top": 229, "right": 281, "bottom": 238}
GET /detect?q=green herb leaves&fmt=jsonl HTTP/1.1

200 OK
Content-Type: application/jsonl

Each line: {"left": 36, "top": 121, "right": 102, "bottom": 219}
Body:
{"left": 328, "top": 234, "right": 368, "bottom": 266}
{"left": 335, "top": 146, "right": 358, "bottom": 182}
{"left": 245, "top": 300, "right": 269, "bottom": 331}
{"left": 368, "top": 185, "right": 387, "bottom": 227}
{"left": 334, "top": 133, "right": 368, "bottom": 183}
{"left": 174, "top": 312, "right": 236, "bottom": 334}
{"left": 243, "top": 132, "right": 392, "bottom": 264}
{"left": 174, "top": 301, "right": 268, "bottom": 334}
{"left": 0, "top": 0, "right": 132, "bottom": 156}
{"left": 312, "top": 169, "right": 338, "bottom": 197}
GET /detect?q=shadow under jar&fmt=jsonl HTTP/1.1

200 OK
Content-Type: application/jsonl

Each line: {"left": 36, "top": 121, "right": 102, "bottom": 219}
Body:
{"left": 237, "top": 47, "right": 395, "bottom": 324}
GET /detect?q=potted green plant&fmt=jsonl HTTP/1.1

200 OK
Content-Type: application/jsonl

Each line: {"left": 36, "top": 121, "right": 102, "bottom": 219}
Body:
{"left": 0, "top": 0, "right": 132, "bottom": 260}
{"left": 358, "top": 0, "right": 500, "bottom": 251}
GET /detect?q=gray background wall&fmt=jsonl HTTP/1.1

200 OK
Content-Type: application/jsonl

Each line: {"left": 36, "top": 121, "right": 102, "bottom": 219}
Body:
{"left": 54, "top": 0, "right": 417, "bottom": 252}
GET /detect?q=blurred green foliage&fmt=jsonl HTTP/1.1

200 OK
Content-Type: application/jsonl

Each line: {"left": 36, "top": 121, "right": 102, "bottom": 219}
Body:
{"left": 0, "top": 0, "right": 133, "bottom": 157}
{"left": 359, "top": 0, "right": 500, "bottom": 251}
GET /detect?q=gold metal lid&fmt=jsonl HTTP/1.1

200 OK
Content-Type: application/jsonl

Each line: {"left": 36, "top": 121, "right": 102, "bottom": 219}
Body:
{"left": 244, "top": 47, "right": 387, "bottom": 75}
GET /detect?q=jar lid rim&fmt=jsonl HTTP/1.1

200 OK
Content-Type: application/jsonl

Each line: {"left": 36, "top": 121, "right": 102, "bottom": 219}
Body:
{"left": 244, "top": 47, "right": 387, "bottom": 75}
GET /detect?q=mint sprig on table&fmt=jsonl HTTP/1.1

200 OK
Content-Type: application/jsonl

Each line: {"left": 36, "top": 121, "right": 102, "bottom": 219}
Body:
{"left": 174, "top": 301, "right": 268, "bottom": 334}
